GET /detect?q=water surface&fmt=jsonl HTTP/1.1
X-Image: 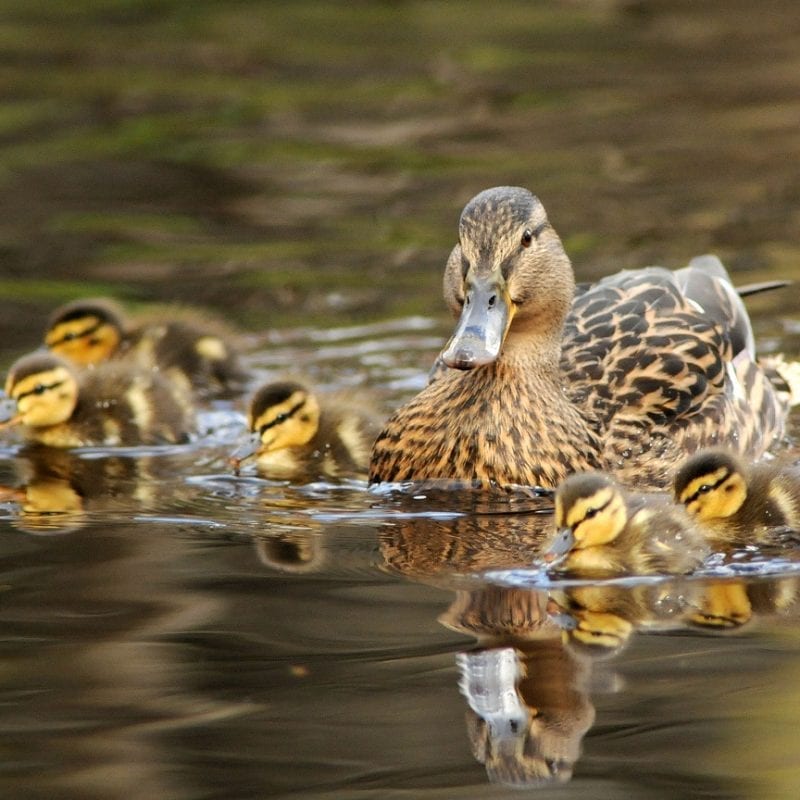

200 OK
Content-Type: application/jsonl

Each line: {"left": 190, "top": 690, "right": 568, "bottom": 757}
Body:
{"left": 1, "top": 2, "right": 800, "bottom": 798}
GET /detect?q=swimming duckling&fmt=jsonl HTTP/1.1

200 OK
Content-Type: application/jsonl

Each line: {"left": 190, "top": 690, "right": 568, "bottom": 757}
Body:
{"left": 44, "top": 297, "right": 245, "bottom": 397}
{"left": 369, "top": 187, "right": 793, "bottom": 490}
{"left": 673, "top": 448, "right": 800, "bottom": 543}
{"left": 230, "top": 381, "right": 382, "bottom": 481}
{"left": 544, "top": 472, "right": 708, "bottom": 577}
{"left": 1, "top": 352, "right": 194, "bottom": 447}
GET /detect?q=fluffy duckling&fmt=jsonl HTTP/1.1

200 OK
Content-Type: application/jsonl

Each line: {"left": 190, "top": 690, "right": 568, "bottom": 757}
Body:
{"left": 230, "top": 381, "right": 381, "bottom": 481}
{"left": 370, "top": 187, "right": 793, "bottom": 490}
{"left": 673, "top": 448, "right": 800, "bottom": 543}
{"left": 44, "top": 298, "right": 245, "bottom": 397}
{"left": 544, "top": 472, "right": 708, "bottom": 577}
{"left": 1, "top": 352, "right": 194, "bottom": 447}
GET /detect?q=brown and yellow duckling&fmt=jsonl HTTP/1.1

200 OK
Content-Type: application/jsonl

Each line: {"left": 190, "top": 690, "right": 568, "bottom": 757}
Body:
{"left": 44, "top": 297, "right": 246, "bottom": 397}
{"left": 673, "top": 448, "right": 800, "bottom": 544}
{"left": 230, "top": 380, "right": 382, "bottom": 481}
{"left": 369, "top": 187, "right": 793, "bottom": 490}
{"left": 1, "top": 352, "right": 194, "bottom": 447}
{"left": 543, "top": 472, "right": 708, "bottom": 577}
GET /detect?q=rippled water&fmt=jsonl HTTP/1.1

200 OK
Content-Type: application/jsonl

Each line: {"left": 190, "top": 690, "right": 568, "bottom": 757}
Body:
{"left": 2, "top": 2, "right": 800, "bottom": 798}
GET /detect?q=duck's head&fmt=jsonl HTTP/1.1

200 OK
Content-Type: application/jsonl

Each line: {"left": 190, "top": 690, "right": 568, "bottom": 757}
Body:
{"left": 44, "top": 298, "right": 125, "bottom": 366}
{"left": 673, "top": 449, "right": 748, "bottom": 523}
{"left": 546, "top": 472, "right": 629, "bottom": 558}
{"left": 441, "top": 187, "right": 574, "bottom": 370}
{"left": 2, "top": 353, "right": 79, "bottom": 429}
{"left": 231, "top": 381, "right": 321, "bottom": 469}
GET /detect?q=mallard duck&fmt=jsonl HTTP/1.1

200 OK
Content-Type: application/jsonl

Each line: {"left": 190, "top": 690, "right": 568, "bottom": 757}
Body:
{"left": 369, "top": 186, "right": 793, "bottom": 490}
{"left": 230, "top": 380, "right": 382, "bottom": 481}
{"left": 1, "top": 352, "right": 194, "bottom": 447}
{"left": 673, "top": 448, "right": 800, "bottom": 543}
{"left": 44, "top": 297, "right": 245, "bottom": 397}
{"left": 543, "top": 472, "right": 708, "bottom": 576}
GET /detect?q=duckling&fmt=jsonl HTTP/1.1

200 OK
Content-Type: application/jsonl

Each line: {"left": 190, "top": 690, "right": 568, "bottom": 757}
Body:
{"left": 230, "top": 380, "right": 382, "bottom": 481}
{"left": 543, "top": 472, "right": 708, "bottom": 576}
{"left": 369, "top": 187, "right": 793, "bottom": 490}
{"left": 1, "top": 352, "right": 194, "bottom": 447}
{"left": 673, "top": 448, "right": 800, "bottom": 543}
{"left": 44, "top": 297, "right": 246, "bottom": 397}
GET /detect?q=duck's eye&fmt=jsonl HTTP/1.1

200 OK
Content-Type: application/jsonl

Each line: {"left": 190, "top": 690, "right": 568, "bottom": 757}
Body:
{"left": 698, "top": 484, "right": 713, "bottom": 494}
{"left": 33, "top": 384, "right": 46, "bottom": 395}
{"left": 275, "top": 412, "right": 288, "bottom": 424}
{"left": 584, "top": 506, "right": 600, "bottom": 520}
{"left": 63, "top": 332, "right": 77, "bottom": 342}
{"left": 521, "top": 229, "right": 533, "bottom": 248}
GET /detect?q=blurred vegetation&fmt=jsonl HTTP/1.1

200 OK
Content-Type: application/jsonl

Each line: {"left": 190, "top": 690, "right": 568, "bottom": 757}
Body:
{"left": 0, "top": 0, "right": 798, "bottom": 345}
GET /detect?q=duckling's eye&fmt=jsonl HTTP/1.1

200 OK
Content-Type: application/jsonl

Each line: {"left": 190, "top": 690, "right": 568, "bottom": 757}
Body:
{"left": 521, "top": 229, "right": 533, "bottom": 248}
{"left": 33, "top": 384, "right": 46, "bottom": 395}
{"left": 584, "top": 506, "right": 600, "bottom": 520}
{"left": 275, "top": 412, "right": 289, "bottom": 424}
{"left": 698, "top": 484, "right": 713, "bottom": 494}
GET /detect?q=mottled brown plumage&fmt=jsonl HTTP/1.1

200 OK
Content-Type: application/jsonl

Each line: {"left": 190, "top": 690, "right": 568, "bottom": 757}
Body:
{"left": 674, "top": 448, "right": 800, "bottom": 544}
{"left": 44, "top": 298, "right": 246, "bottom": 397}
{"left": 369, "top": 187, "right": 792, "bottom": 489}
{"left": 2, "top": 352, "right": 194, "bottom": 447}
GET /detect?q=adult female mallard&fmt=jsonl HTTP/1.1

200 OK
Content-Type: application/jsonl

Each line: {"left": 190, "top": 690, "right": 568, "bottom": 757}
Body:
{"left": 230, "top": 380, "right": 382, "bottom": 481}
{"left": 543, "top": 472, "right": 708, "bottom": 577}
{"left": 673, "top": 448, "right": 800, "bottom": 543}
{"left": 43, "top": 298, "right": 245, "bottom": 397}
{"left": 1, "top": 352, "right": 194, "bottom": 447}
{"left": 369, "top": 186, "right": 792, "bottom": 489}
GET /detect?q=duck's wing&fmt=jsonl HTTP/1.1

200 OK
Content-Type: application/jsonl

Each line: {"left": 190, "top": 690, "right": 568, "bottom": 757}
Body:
{"left": 561, "top": 262, "right": 787, "bottom": 487}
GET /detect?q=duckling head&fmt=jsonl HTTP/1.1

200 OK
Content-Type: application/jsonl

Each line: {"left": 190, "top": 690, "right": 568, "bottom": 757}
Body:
{"left": 248, "top": 381, "right": 321, "bottom": 453}
{"left": 673, "top": 449, "right": 748, "bottom": 523}
{"left": 3, "top": 353, "right": 79, "bottom": 429}
{"left": 44, "top": 298, "right": 125, "bottom": 366}
{"left": 547, "top": 472, "right": 629, "bottom": 558}
{"left": 441, "top": 187, "right": 574, "bottom": 370}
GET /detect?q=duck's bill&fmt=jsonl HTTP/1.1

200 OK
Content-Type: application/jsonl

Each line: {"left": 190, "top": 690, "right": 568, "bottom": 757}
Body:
{"left": 441, "top": 277, "right": 512, "bottom": 370}
{"left": 542, "top": 527, "right": 575, "bottom": 562}
{"left": 228, "top": 432, "right": 261, "bottom": 474}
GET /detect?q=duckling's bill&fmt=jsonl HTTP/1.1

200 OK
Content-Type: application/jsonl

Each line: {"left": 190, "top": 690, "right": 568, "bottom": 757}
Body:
{"left": 229, "top": 430, "right": 261, "bottom": 474}
{"left": 442, "top": 273, "right": 514, "bottom": 369}
{"left": 543, "top": 527, "right": 575, "bottom": 562}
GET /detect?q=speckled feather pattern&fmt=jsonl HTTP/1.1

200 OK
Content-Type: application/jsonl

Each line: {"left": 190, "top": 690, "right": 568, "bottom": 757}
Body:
{"left": 369, "top": 188, "right": 790, "bottom": 490}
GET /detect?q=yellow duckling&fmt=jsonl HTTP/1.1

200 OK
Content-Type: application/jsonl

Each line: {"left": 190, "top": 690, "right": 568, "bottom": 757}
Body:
{"left": 231, "top": 380, "right": 381, "bottom": 481}
{"left": 1, "top": 352, "right": 194, "bottom": 447}
{"left": 543, "top": 472, "right": 708, "bottom": 577}
{"left": 44, "top": 297, "right": 245, "bottom": 397}
{"left": 673, "top": 448, "right": 800, "bottom": 543}
{"left": 369, "top": 187, "right": 792, "bottom": 490}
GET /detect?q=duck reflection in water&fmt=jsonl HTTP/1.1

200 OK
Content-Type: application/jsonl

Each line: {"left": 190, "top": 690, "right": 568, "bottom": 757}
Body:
{"left": 441, "top": 585, "right": 595, "bottom": 788}
{"left": 380, "top": 496, "right": 800, "bottom": 788}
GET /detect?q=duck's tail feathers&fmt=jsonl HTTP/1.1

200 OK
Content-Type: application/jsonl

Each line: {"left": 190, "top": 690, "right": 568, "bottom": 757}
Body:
{"left": 675, "top": 255, "right": 755, "bottom": 358}
{"left": 736, "top": 279, "right": 792, "bottom": 297}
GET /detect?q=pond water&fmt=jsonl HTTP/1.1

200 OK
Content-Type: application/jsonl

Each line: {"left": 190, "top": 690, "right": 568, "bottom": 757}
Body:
{"left": 2, "top": 2, "right": 800, "bottom": 798}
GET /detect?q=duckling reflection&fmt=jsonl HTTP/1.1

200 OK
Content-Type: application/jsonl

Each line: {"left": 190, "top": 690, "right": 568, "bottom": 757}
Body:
{"left": 545, "top": 472, "right": 708, "bottom": 577}
{"left": 44, "top": 297, "right": 246, "bottom": 397}
{"left": 253, "top": 529, "right": 326, "bottom": 574}
{"left": 683, "top": 576, "right": 800, "bottom": 632}
{"left": 548, "top": 582, "right": 692, "bottom": 660}
{"left": 231, "top": 381, "right": 382, "bottom": 482}
{"left": 0, "top": 445, "right": 177, "bottom": 534}
{"left": 674, "top": 448, "right": 800, "bottom": 544}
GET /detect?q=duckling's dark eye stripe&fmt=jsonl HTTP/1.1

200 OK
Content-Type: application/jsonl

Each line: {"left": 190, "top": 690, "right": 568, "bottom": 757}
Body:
{"left": 16, "top": 379, "right": 64, "bottom": 401}
{"left": 50, "top": 320, "right": 103, "bottom": 347}
{"left": 685, "top": 471, "right": 731, "bottom": 503}
{"left": 259, "top": 398, "right": 306, "bottom": 434}
{"left": 578, "top": 495, "right": 612, "bottom": 524}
